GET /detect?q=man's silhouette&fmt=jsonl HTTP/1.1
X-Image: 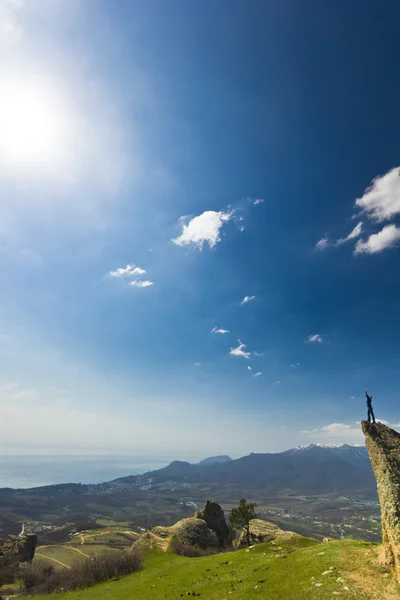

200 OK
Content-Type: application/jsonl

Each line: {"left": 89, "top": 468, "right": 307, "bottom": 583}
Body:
{"left": 365, "top": 391, "right": 376, "bottom": 423}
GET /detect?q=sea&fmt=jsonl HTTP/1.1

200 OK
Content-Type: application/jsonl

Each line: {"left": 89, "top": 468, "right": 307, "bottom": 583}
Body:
{"left": 0, "top": 455, "right": 175, "bottom": 489}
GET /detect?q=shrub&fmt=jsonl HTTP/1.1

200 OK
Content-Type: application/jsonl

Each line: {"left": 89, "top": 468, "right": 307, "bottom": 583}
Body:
{"left": 169, "top": 536, "right": 218, "bottom": 558}
{"left": 0, "top": 561, "right": 18, "bottom": 586}
{"left": 20, "top": 551, "right": 142, "bottom": 595}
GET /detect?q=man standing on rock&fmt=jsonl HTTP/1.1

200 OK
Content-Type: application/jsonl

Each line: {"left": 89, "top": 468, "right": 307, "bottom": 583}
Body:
{"left": 365, "top": 391, "right": 376, "bottom": 423}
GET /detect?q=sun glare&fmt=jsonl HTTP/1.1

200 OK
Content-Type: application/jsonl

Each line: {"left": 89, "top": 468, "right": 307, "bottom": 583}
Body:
{"left": 0, "top": 76, "right": 73, "bottom": 172}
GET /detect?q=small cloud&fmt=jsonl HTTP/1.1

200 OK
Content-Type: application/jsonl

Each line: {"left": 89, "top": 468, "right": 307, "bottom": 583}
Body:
{"left": 253, "top": 351, "right": 264, "bottom": 357}
{"left": 355, "top": 167, "right": 400, "bottom": 222}
{"left": 336, "top": 222, "right": 363, "bottom": 245}
{"left": 354, "top": 224, "right": 400, "bottom": 254}
{"left": 194, "top": 362, "right": 201, "bottom": 366}
{"left": 130, "top": 280, "right": 154, "bottom": 288}
{"left": 239, "top": 225, "right": 245, "bottom": 232}
{"left": 306, "top": 334, "right": 323, "bottom": 344}
{"left": 253, "top": 198, "right": 264, "bottom": 205}
{"left": 229, "top": 340, "right": 251, "bottom": 359}
{"left": 252, "top": 372, "right": 262, "bottom": 377}
{"left": 247, "top": 366, "right": 252, "bottom": 370}
{"left": 110, "top": 264, "right": 146, "bottom": 278}
{"left": 211, "top": 327, "right": 230, "bottom": 335}
{"left": 290, "top": 363, "right": 300, "bottom": 368}
{"left": 241, "top": 295, "right": 256, "bottom": 305}
{"left": 172, "top": 209, "right": 234, "bottom": 249}
{"left": 274, "top": 380, "right": 281, "bottom": 385}
{"left": 315, "top": 237, "right": 330, "bottom": 251}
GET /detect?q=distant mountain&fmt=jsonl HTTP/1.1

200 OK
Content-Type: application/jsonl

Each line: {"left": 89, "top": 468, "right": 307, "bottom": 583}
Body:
{"left": 196, "top": 455, "right": 232, "bottom": 466}
{"left": 128, "top": 443, "right": 376, "bottom": 499}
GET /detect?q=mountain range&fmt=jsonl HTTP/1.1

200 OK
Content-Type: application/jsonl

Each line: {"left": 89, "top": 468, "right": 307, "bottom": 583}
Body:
{"left": 114, "top": 443, "right": 376, "bottom": 499}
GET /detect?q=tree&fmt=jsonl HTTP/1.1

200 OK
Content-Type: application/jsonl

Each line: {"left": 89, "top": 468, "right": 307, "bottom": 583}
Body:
{"left": 229, "top": 498, "right": 257, "bottom": 546}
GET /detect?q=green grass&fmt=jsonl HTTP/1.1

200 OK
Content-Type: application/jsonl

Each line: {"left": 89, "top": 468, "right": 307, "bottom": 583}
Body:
{"left": 31, "top": 537, "right": 399, "bottom": 600}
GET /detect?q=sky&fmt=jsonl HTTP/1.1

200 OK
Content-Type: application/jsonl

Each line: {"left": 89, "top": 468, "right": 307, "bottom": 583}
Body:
{"left": 1, "top": 0, "right": 400, "bottom": 458}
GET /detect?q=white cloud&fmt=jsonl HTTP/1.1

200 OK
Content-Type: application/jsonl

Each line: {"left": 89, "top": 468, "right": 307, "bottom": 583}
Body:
{"left": 211, "top": 327, "right": 230, "bottom": 334}
{"left": 253, "top": 198, "right": 264, "bottom": 205}
{"left": 302, "top": 422, "right": 363, "bottom": 443}
{"left": 355, "top": 167, "right": 400, "bottom": 222}
{"left": 274, "top": 380, "right": 281, "bottom": 385}
{"left": 315, "top": 237, "right": 329, "bottom": 251}
{"left": 354, "top": 224, "right": 400, "bottom": 255}
{"left": 252, "top": 372, "right": 262, "bottom": 377}
{"left": 130, "top": 280, "right": 154, "bottom": 288}
{"left": 336, "top": 222, "right": 363, "bottom": 245}
{"left": 110, "top": 264, "right": 146, "bottom": 277}
{"left": 229, "top": 340, "right": 251, "bottom": 359}
{"left": 306, "top": 334, "right": 323, "bottom": 344}
{"left": 290, "top": 363, "right": 300, "bottom": 368}
{"left": 241, "top": 295, "right": 256, "bottom": 305}
{"left": 253, "top": 351, "right": 264, "bottom": 357}
{"left": 247, "top": 366, "right": 252, "bottom": 370}
{"left": 172, "top": 210, "right": 233, "bottom": 249}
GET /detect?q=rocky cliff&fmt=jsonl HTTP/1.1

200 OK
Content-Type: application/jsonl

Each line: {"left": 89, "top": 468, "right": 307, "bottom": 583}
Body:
{"left": 195, "top": 500, "right": 234, "bottom": 547}
{"left": 0, "top": 533, "right": 37, "bottom": 572}
{"left": 361, "top": 421, "right": 400, "bottom": 580}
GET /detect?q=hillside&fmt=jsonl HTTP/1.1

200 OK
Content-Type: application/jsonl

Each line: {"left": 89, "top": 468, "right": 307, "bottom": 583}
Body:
{"left": 30, "top": 537, "right": 399, "bottom": 600}
{"left": 0, "top": 443, "right": 379, "bottom": 543}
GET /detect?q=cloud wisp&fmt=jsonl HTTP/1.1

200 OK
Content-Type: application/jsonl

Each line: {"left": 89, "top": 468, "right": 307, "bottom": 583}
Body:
{"left": 110, "top": 263, "right": 154, "bottom": 288}
{"left": 241, "top": 295, "right": 256, "bottom": 305}
{"left": 336, "top": 222, "right": 363, "bottom": 245}
{"left": 252, "top": 372, "right": 262, "bottom": 377}
{"left": 130, "top": 280, "right": 154, "bottom": 288}
{"left": 211, "top": 327, "right": 230, "bottom": 334}
{"left": 229, "top": 340, "right": 251, "bottom": 359}
{"left": 306, "top": 334, "right": 323, "bottom": 344}
{"left": 316, "top": 222, "right": 363, "bottom": 251}
{"left": 110, "top": 264, "right": 146, "bottom": 277}
{"left": 172, "top": 209, "right": 234, "bottom": 250}
{"left": 315, "top": 237, "right": 329, "bottom": 251}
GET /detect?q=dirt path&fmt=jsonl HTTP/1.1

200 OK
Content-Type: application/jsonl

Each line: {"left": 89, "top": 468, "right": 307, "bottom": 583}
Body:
{"left": 63, "top": 545, "right": 91, "bottom": 558}
{"left": 78, "top": 529, "right": 139, "bottom": 544}
{"left": 36, "top": 552, "right": 71, "bottom": 569}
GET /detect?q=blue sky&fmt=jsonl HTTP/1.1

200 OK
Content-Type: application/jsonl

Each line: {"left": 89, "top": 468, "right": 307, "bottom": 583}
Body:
{"left": 1, "top": 0, "right": 400, "bottom": 457}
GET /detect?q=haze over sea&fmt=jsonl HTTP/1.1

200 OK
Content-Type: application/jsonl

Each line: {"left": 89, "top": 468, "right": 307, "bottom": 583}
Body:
{"left": 0, "top": 455, "right": 176, "bottom": 489}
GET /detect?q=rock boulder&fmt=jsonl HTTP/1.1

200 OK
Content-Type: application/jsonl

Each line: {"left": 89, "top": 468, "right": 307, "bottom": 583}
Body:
{"left": 236, "top": 518, "right": 298, "bottom": 549}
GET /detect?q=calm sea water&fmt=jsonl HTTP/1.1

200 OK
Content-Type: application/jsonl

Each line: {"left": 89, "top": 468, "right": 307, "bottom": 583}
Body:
{"left": 0, "top": 455, "right": 173, "bottom": 489}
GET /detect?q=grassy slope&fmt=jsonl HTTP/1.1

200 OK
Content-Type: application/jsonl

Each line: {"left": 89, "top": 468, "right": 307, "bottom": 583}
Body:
{"left": 32, "top": 537, "right": 400, "bottom": 600}
{"left": 34, "top": 527, "right": 140, "bottom": 571}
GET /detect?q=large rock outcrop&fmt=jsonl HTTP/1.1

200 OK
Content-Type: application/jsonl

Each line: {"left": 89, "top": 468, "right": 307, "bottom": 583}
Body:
{"left": 195, "top": 500, "right": 234, "bottom": 547}
{"left": 0, "top": 533, "right": 37, "bottom": 570}
{"left": 137, "top": 518, "right": 220, "bottom": 551}
{"left": 361, "top": 421, "right": 400, "bottom": 580}
{"left": 236, "top": 519, "right": 299, "bottom": 549}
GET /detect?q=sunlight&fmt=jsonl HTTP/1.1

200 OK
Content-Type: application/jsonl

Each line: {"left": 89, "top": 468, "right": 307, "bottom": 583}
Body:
{"left": 0, "top": 75, "right": 74, "bottom": 172}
